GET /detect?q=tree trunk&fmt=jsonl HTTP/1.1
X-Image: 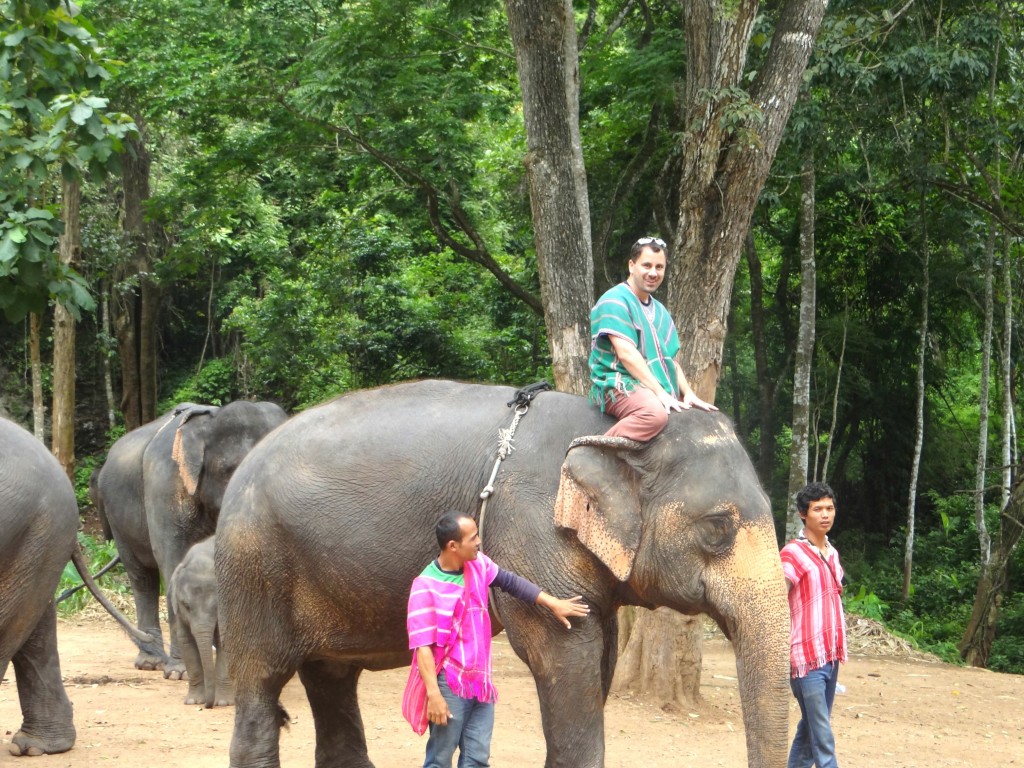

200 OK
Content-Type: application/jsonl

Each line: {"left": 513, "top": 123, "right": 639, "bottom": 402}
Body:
{"left": 51, "top": 176, "right": 80, "bottom": 483}
{"left": 100, "top": 282, "right": 117, "bottom": 431}
{"left": 999, "top": 231, "right": 1015, "bottom": 511}
{"left": 29, "top": 312, "right": 45, "bottom": 440}
{"left": 503, "top": 0, "right": 593, "bottom": 395}
{"left": 786, "top": 154, "right": 816, "bottom": 540}
{"left": 611, "top": 606, "right": 701, "bottom": 707}
{"left": 627, "top": 0, "right": 829, "bottom": 710}
{"left": 974, "top": 222, "right": 996, "bottom": 566}
{"left": 116, "top": 130, "right": 160, "bottom": 429}
{"left": 960, "top": 470, "right": 1024, "bottom": 666}
{"left": 902, "top": 223, "right": 930, "bottom": 602}
{"left": 745, "top": 231, "right": 774, "bottom": 482}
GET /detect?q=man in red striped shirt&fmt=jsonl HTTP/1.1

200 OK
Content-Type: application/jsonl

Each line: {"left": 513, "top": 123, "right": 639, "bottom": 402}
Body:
{"left": 780, "top": 482, "right": 847, "bottom": 768}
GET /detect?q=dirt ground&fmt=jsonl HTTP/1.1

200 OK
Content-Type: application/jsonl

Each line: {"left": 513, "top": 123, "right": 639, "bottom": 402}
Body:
{"left": 1, "top": 614, "right": 1021, "bottom": 767}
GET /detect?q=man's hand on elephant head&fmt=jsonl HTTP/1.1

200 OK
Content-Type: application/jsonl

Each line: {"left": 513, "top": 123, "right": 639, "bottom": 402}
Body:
{"left": 537, "top": 593, "right": 590, "bottom": 629}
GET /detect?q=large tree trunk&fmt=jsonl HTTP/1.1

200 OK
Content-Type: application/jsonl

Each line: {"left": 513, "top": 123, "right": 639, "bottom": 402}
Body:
{"left": 620, "top": 0, "right": 829, "bottom": 710}
{"left": 960, "top": 470, "right": 1024, "bottom": 666}
{"left": 51, "top": 176, "right": 80, "bottom": 483}
{"left": 786, "top": 154, "right": 816, "bottom": 540}
{"left": 503, "top": 0, "right": 593, "bottom": 395}
{"left": 668, "top": 0, "right": 829, "bottom": 392}
{"left": 116, "top": 131, "right": 160, "bottom": 430}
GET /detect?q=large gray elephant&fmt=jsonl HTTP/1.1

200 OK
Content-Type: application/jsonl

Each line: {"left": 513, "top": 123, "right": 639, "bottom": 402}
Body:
{"left": 217, "top": 380, "right": 790, "bottom": 768}
{"left": 1, "top": 417, "right": 155, "bottom": 756}
{"left": 94, "top": 399, "right": 287, "bottom": 675}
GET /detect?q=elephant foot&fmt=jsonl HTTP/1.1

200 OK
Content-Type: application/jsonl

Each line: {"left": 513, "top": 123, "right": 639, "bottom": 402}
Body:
{"left": 163, "top": 661, "right": 188, "bottom": 681}
{"left": 183, "top": 687, "right": 206, "bottom": 706}
{"left": 9, "top": 727, "right": 75, "bottom": 756}
{"left": 134, "top": 651, "right": 168, "bottom": 672}
{"left": 214, "top": 694, "right": 235, "bottom": 708}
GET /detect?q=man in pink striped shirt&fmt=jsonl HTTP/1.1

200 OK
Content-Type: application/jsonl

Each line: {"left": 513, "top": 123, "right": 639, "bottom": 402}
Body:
{"left": 780, "top": 482, "right": 847, "bottom": 768}
{"left": 407, "top": 512, "right": 588, "bottom": 768}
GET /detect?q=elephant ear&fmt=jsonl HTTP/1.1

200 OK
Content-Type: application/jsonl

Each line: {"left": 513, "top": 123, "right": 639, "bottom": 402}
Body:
{"left": 553, "top": 436, "right": 644, "bottom": 582}
{"left": 170, "top": 405, "right": 219, "bottom": 496}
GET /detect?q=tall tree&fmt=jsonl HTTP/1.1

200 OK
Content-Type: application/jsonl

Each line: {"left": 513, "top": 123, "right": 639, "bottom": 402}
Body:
{"left": 504, "top": 0, "right": 593, "bottom": 394}
{"left": 787, "top": 153, "right": 817, "bottom": 540}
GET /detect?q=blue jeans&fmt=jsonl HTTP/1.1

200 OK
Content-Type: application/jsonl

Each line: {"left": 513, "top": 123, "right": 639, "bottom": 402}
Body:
{"left": 423, "top": 675, "right": 494, "bottom": 768}
{"left": 788, "top": 660, "right": 840, "bottom": 768}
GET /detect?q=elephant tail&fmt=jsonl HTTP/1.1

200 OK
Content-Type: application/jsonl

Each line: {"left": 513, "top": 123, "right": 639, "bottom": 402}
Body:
{"left": 69, "top": 544, "right": 163, "bottom": 655}
{"left": 276, "top": 704, "right": 291, "bottom": 732}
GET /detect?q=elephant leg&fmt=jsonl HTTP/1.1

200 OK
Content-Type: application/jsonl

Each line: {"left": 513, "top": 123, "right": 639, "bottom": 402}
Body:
{"left": 126, "top": 563, "right": 168, "bottom": 670}
{"left": 173, "top": 615, "right": 207, "bottom": 706}
{"left": 214, "top": 631, "right": 234, "bottom": 707}
{"left": 505, "top": 608, "right": 607, "bottom": 768}
{"left": 298, "top": 659, "right": 373, "bottom": 768}
{"left": 229, "top": 667, "right": 293, "bottom": 768}
{"left": 8, "top": 604, "right": 76, "bottom": 756}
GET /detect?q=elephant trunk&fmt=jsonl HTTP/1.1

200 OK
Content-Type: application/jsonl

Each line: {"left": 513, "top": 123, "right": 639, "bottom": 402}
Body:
{"left": 707, "top": 523, "right": 791, "bottom": 768}
{"left": 196, "top": 629, "right": 218, "bottom": 709}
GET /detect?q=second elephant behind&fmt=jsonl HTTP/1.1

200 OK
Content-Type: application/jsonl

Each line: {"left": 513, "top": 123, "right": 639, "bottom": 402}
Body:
{"left": 94, "top": 399, "right": 287, "bottom": 676}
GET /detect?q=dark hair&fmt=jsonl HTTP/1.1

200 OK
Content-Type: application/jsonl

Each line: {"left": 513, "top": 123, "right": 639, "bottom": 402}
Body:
{"left": 435, "top": 511, "right": 471, "bottom": 550}
{"left": 629, "top": 236, "right": 667, "bottom": 262}
{"left": 796, "top": 482, "right": 836, "bottom": 516}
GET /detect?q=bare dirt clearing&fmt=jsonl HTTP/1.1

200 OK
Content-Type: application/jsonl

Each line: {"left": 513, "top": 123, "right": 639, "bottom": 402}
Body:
{"left": 1, "top": 615, "right": 1021, "bottom": 767}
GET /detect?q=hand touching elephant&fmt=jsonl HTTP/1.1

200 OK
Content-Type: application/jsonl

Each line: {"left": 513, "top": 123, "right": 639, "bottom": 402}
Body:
{"left": 94, "top": 400, "right": 287, "bottom": 676}
{"left": 216, "top": 380, "right": 790, "bottom": 768}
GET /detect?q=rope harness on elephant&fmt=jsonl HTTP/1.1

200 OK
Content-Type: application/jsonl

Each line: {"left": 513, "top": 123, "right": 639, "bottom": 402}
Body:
{"left": 476, "top": 381, "right": 551, "bottom": 541}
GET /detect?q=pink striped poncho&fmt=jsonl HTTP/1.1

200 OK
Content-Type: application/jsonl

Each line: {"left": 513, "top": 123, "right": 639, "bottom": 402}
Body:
{"left": 407, "top": 552, "right": 500, "bottom": 703}
{"left": 780, "top": 537, "right": 847, "bottom": 679}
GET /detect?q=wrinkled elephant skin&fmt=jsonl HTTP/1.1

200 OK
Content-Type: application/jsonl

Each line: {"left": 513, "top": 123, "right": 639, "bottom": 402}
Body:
{"left": 169, "top": 537, "right": 232, "bottom": 707}
{"left": 217, "top": 380, "right": 790, "bottom": 768}
{"left": 0, "top": 418, "right": 78, "bottom": 756}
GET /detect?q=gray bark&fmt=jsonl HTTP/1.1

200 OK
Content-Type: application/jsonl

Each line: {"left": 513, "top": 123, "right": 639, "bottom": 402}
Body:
{"left": 974, "top": 223, "right": 996, "bottom": 566}
{"left": 51, "top": 176, "right": 80, "bottom": 483}
{"left": 504, "top": 0, "right": 593, "bottom": 395}
{"left": 668, "top": 0, "right": 830, "bottom": 401}
{"left": 30, "top": 313, "right": 45, "bottom": 440}
{"left": 786, "top": 156, "right": 816, "bottom": 540}
{"left": 903, "top": 234, "right": 929, "bottom": 602}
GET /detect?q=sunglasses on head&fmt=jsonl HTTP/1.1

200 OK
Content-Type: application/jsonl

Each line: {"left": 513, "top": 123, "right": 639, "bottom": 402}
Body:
{"left": 635, "top": 236, "right": 666, "bottom": 249}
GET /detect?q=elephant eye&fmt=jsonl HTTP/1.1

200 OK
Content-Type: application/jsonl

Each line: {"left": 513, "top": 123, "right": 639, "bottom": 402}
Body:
{"left": 697, "top": 509, "right": 737, "bottom": 558}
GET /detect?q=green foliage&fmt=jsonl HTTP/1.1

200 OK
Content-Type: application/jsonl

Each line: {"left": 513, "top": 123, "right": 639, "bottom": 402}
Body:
{"left": 161, "top": 357, "right": 237, "bottom": 409}
{"left": 843, "top": 585, "right": 888, "bottom": 622}
{"left": 0, "top": 0, "right": 136, "bottom": 320}
{"left": 56, "top": 531, "right": 128, "bottom": 616}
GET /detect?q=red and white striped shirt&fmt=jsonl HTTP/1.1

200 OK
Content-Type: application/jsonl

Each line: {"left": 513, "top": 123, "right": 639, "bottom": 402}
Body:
{"left": 781, "top": 536, "right": 847, "bottom": 678}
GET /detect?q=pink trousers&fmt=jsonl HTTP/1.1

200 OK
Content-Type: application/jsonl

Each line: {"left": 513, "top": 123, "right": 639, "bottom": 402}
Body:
{"left": 603, "top": 387, "right": 668, "bottom": 442}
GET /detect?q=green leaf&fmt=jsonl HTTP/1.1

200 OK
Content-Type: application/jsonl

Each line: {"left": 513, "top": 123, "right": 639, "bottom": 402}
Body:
{"left": 69, "top": 102, "right": 93, "bottom": 125}
{"left": 0, "top": 236, "right": 16, "bottom": 264}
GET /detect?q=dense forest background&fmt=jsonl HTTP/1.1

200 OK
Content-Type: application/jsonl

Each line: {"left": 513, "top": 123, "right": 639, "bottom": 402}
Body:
{"left": 2, "top": 0, "right": 1022, "bottom": 674}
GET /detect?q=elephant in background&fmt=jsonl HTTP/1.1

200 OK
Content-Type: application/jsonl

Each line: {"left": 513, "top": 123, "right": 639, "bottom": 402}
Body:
{"left": 1, "top": 417, "right": 155, "bottom": 756}
{"left": 94, "top": 399, "right": 287, "bottom": 676}
{"left": 169, "top": 537, "right": 230, "bottom": 707}
{"left": 216, "top": 380, "right": 790, "bottom": 768}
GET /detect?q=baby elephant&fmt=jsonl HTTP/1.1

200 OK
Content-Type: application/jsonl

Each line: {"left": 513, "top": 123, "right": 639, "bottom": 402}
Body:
{"left": 168, "top": 537, "right": 232, "bottom": 707}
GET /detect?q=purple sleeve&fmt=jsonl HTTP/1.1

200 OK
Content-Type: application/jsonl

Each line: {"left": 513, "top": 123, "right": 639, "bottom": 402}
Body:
{"left": 492, "top": 568, "right": 542, "bottom": 604}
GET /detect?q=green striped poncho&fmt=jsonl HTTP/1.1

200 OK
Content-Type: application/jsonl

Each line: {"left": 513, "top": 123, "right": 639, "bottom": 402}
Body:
{"left": 588, "top": 282, "right": 680, "bottom": 410}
